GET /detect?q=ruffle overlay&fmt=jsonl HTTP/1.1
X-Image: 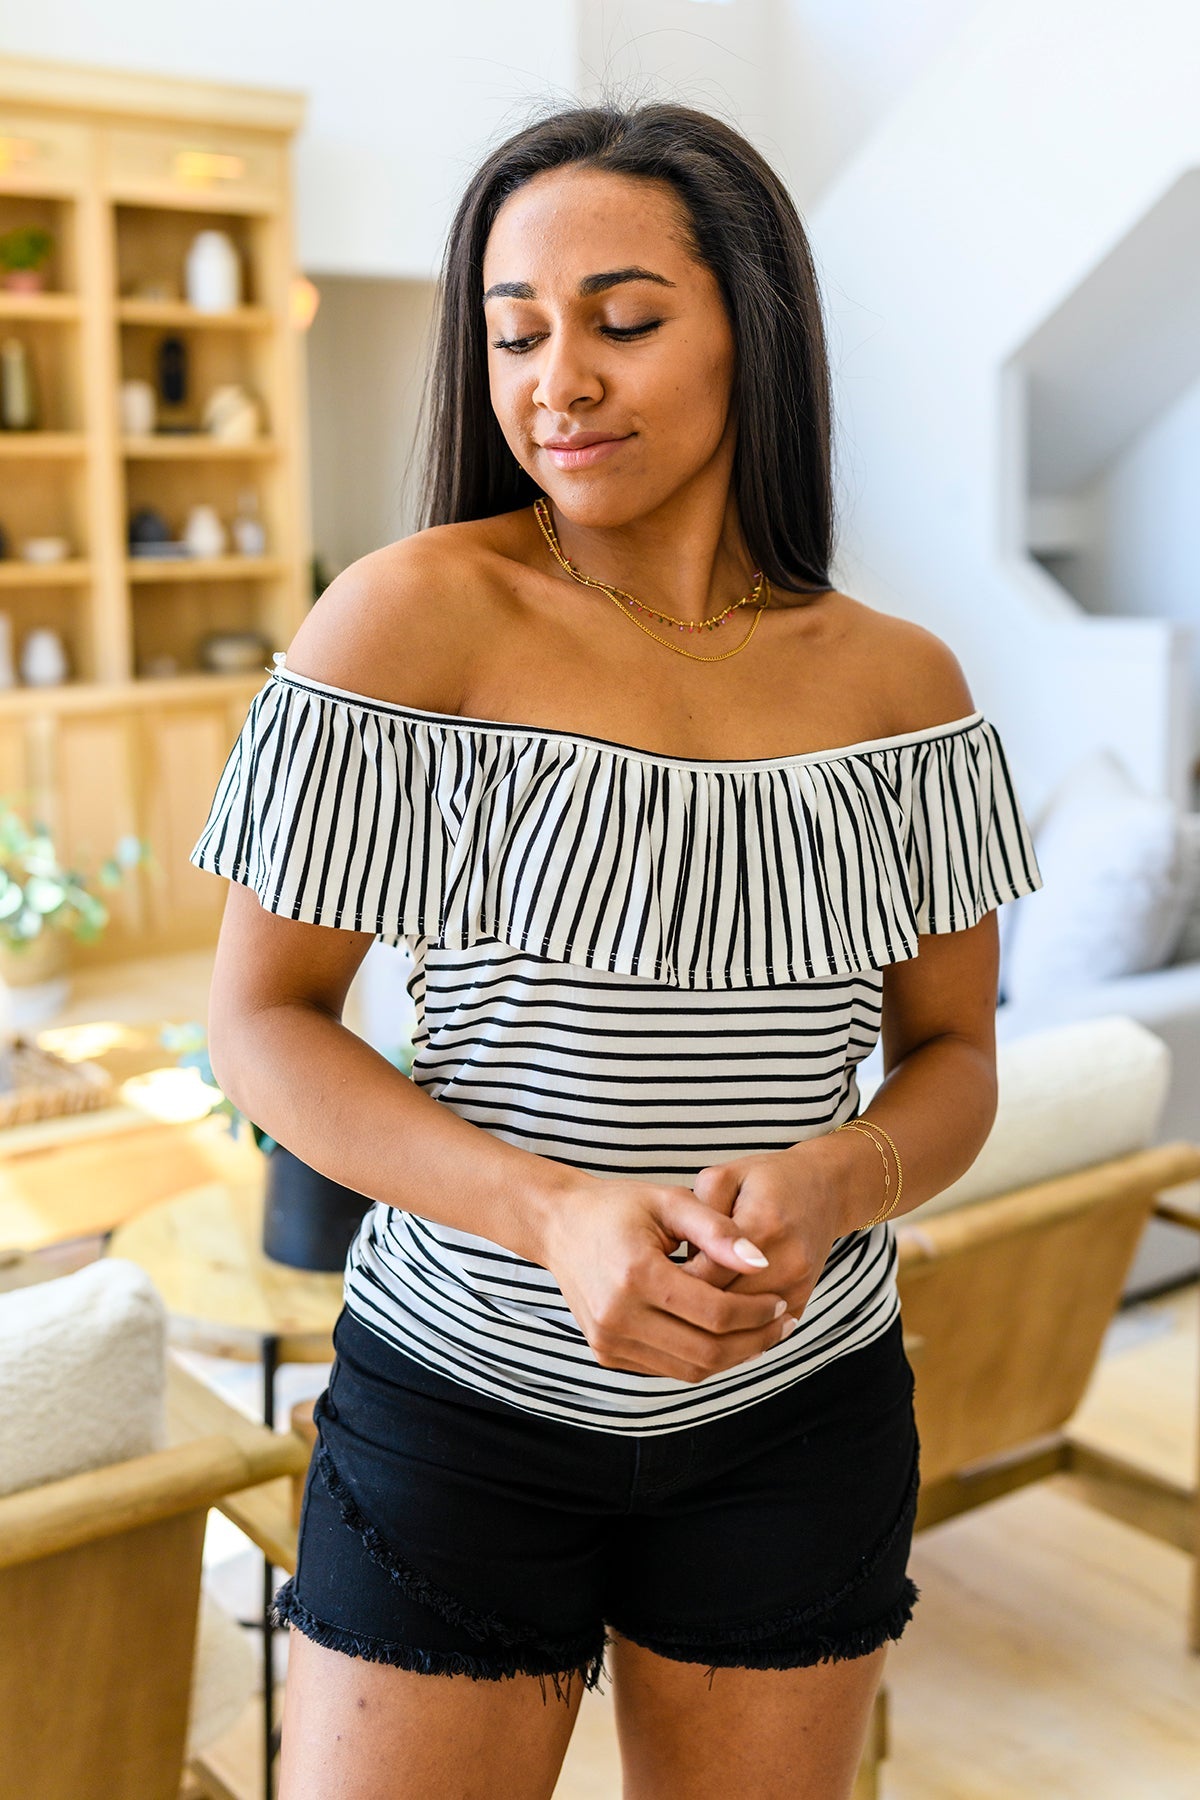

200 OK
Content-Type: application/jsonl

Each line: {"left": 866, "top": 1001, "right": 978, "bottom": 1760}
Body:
{"left": 189, "top": 662, "right": 1043, "bottom": 991}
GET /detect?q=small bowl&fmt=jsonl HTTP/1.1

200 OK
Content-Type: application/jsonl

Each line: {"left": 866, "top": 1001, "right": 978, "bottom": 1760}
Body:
{"left": 20, "top": 537, "right": 70, "bottom": 564}
{"left": 199, "top": 631, "right": 270, "bottom": 674}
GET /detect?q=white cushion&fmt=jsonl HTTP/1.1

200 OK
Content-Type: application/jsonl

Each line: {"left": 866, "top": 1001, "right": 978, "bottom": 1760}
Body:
{"left": 1003, "top": 749, "right": 1191, "bottom": 1003}
{"left": 860, "top": 1014, "right": 1169, "bottom": 1216}
{"left": 0, "top": 1257, "right": 257, "bottom": 1759}
{"left": 0, "top": 1258, "right": 167, "bottom": 1497}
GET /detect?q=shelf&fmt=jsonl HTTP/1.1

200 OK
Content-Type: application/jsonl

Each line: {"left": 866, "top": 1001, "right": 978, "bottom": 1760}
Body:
{"left": 126, "top": 555, "right": 286, "bottom": 582}
{"left": 122, "top": 435, "right": 277, "bottom": 458}
{"left": 0, "top": 292, "right": 81, "bottom": 321}
{"left": 0, "top": 559, "right": 90, "bottom": 586}
{"left": 0, "top": 56, "right": 308, "bottom": 963}
{"left": 133, "top": 668, "right": 274, "bottom": 697}
{"left": 0, "top": 432, "right": 86, "bottom": 457}
{"left": 116, "top": 299, "right": 274, "bottom": 331}
{"left": 0, "top": 667, "right": 269, "bottom": 715}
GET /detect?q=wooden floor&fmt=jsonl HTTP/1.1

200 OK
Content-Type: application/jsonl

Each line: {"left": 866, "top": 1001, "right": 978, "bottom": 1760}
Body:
{"left": 192, "top": 1283, "right": 1199, "bottom": 1799}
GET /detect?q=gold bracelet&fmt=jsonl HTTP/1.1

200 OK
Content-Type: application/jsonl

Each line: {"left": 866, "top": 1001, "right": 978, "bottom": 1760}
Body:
{"left": 852, "top": 1117, "right": 904, "bottom": 1225}
{"left": 833, "top": 1117, "right": 904, "bottom": 1229}
{"left": 847, "top": 1118, "right": 904, "bottom": 1225}
{"left": 835, "top": 1122, "right": 890, "bottom": 1220}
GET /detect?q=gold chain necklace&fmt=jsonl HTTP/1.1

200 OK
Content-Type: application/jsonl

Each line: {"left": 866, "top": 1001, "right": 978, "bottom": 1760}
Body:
{"left": 532, "top": 494, "right": 771, "bottom": 664}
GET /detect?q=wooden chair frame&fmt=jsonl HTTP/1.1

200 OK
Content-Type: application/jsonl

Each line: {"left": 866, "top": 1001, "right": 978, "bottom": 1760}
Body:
{"left": 855, "top": 1140, "right": 1200, "bottom": 1796}
{"left": 0, "top": 1357, "right": 308, "bottom": 1800}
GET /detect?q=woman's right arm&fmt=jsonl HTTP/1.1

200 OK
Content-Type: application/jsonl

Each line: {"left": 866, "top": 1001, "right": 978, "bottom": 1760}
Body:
{"left": 207, "top": 881, "right": 570, "bottom": 1266}
{"left": 207, "top": 888, "right": 793, "bottom": 1384}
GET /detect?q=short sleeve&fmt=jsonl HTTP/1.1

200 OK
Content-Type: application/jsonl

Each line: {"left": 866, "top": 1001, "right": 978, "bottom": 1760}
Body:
{"left": 188, "top": 675, "right": 447, "bottom": 937}
{"left": 894, "top": 716, "right": 1043, "bottom": 934}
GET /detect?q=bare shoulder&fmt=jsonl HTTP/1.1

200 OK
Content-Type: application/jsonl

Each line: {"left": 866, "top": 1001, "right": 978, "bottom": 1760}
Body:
{"left": 838, "top": 596, "right": 977, "bottom": 734}
{"left": 279, "top": 520, "right": 508, "bottom": 713}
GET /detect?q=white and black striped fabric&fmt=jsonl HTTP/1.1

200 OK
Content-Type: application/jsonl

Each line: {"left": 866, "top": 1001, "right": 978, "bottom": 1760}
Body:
{"left": 190, "top": 656, "right": 1043, "bottom": 1434}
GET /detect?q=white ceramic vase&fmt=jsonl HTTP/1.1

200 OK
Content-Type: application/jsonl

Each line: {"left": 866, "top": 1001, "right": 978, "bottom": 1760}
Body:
{"left": 184, "top": 504, "right": 227, "bottom": 559}
{"left": 0, "top": 933, "right": 71, "bottom": 1034}
{"left": 185, "top": 231, "right": 241, "bottom": 312}
{"left": 19, "top": 627, "right": 68, "bottom": 686}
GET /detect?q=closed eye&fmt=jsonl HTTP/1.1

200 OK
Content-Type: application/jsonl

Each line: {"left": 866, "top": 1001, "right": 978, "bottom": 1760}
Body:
{"left": 491, "top": 321, "right": 663, "bottom": 354}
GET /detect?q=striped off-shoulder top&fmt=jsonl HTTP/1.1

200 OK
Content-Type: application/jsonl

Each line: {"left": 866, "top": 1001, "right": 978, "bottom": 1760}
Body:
{"left": 189, "top": 651, "right": 1043, "bottom": 1435}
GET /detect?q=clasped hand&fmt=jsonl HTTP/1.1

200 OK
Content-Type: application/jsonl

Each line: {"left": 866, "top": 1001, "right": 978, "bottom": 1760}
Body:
{"left": 681, "top": 1148, "right": 849, "bottom": 1317}
{"left": 545, "top": 1145, "right": 851, "bottom": 1386}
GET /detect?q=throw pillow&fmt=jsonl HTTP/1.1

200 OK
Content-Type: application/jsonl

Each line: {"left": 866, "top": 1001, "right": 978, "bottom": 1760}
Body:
{"left": 1002, "top": 747, "right": 1190, "bottom": 1005}
{"left": 0, "top": 1257, "right": 167, "bottom": 1498}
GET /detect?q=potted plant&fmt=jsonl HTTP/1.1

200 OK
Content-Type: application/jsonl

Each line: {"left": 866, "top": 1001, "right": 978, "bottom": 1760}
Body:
{"left": 162, "top": 1020, "right": 415, "bottom": 1272}
{"left": 0, "top": 226, "right": 55, "bottom": 293}
{"left": 0, "top": 802, "right": 150, "bottom": 1031}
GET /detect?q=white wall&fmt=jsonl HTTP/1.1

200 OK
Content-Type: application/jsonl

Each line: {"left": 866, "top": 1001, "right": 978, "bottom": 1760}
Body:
{"left": 577, "top": 2, "right": 777, "bottom": 150}
{"left": 766, "top": 0, "right": 989, "bottom": 212}
{"left": 0, "top": 3, "right": 578, "bottom": 278}
{"left": 807, "top": 0, "right": 1200, "bottom": 811}
{"left": 576, "top": 2, "right": 990, "bottom": 215}
{"left": 306, "top": 276, "right": 437, "bottom": 571}
{"left": 1, "top": 3, "right": 985, "bottom": 273}
{"left": 1065, "top": 378, "right": 1200, "bottom": 748}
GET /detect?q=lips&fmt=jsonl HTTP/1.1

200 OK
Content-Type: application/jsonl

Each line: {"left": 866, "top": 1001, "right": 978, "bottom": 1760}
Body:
{"left": 539, "top": 434, "right": 632, "bottom": 469}
{"left": 540, "top": 432, "right": 627, "bottom": 450}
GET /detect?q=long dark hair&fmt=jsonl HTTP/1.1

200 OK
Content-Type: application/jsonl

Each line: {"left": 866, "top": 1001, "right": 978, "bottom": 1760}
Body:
{"left": 417, "top": 100, "right": 837, "bottom": 599}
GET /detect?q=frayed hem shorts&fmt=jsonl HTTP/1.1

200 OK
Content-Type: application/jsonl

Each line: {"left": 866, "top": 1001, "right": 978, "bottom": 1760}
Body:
{"left": 273, "top": 1307, "right": 922, "bottom": 1701}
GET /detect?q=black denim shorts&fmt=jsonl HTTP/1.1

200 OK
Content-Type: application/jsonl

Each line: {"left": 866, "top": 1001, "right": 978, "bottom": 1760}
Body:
{"left": 273, "top": 1306, "right": 921, "bottom": 1700}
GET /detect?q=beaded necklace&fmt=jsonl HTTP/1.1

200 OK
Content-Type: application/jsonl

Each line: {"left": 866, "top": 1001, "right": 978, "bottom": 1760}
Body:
{"left": 532, "top": 494, "right": 771, "bottom": 664}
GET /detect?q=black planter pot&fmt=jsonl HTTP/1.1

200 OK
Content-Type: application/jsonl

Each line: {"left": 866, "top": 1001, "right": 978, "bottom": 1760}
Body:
{"left": 261, "top": 1144, "right": 371, "bottom": 1272}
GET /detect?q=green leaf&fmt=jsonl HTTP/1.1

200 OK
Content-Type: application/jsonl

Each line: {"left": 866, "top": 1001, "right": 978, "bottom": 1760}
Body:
{"left": 24, "top": 875, "right": 67, "bottom": 914}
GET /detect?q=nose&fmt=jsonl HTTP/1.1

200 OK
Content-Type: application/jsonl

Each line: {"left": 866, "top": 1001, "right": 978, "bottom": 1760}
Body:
{"left": 530, "top": 325, "right": 604, "bottom": 414}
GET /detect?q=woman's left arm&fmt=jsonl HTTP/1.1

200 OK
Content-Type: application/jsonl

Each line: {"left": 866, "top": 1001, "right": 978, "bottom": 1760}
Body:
{"left": 683, "top": 623, "right": 1017, "bottom": 1316}
{"left": 680, "top": 917, "right": 1004, "bottom": 1315}
{"left": 832, "top": 907, "right": 1006, "bottom": 1229}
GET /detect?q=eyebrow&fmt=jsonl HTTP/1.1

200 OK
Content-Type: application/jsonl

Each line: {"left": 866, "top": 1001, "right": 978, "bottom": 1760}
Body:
{"left": 481, "top": 266, "right": 677, "bottom": 304}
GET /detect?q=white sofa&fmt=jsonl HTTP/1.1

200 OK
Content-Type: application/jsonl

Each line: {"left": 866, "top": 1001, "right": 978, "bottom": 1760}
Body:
{"left": 993, "top": 965, "right": 1200, "bottom": 1294}
{"left": 857, "top": 981, "right": 1199, "bottom": 1298}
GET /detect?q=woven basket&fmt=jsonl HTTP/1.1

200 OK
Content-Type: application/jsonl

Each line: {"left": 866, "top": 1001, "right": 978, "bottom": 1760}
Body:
{"left": 0, "top": 1035, "right": 114, "bottom": 1129}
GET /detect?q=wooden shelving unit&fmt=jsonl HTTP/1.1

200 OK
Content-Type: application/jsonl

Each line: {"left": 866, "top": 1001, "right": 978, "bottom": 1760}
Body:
{"left": 0, "top": 54, "right": 310, "bottom": 962}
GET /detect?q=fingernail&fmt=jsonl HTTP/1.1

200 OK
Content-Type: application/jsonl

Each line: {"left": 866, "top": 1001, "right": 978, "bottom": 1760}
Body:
{"left": 782, "top": 1316, "right": 800, "bottom": 1337}
{"left": 773, "top": 1298, "right": 788, "bottom": 1319}
{"left": 734, "top": 1237, "right": 769, "bottom": 1268}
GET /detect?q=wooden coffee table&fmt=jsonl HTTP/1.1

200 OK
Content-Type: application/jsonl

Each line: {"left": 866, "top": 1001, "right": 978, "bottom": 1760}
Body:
{"left": 109, "top": 1176, "right": 342, "bottom": 1419}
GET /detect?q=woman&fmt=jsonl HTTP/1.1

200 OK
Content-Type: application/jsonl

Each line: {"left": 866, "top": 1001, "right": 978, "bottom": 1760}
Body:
{"left": 192, "top": 101, "right": 1042, "bottom": 1800}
